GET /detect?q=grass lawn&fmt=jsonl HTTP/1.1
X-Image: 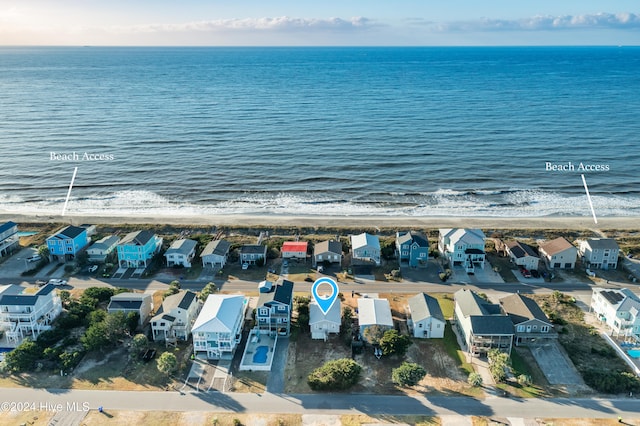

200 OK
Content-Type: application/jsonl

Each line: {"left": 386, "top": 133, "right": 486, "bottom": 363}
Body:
{"left": 442, "top": 324, "right": 474, "bottom": 376}
{"left": 485, "top": 252, "right": 519, "bottom": 283}
{"left": 495, "top": 348, "right": 549, "bottom": 398}
{"left": 341, "top": 414, "right": 439, "bottom": 426}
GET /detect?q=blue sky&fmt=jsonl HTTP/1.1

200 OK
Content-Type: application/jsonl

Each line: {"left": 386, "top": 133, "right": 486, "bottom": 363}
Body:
{"left": 1, "top": 1, "right": 639, "bottom": 46}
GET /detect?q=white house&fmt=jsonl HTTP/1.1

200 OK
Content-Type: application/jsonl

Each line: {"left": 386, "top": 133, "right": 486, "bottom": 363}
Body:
{"left": 0, "top": 284, "right": 62, "bottom": 345}
{"left": 579, "top": 238, "right": 620, "bottom": 270}
{"left": 201, "top": 240, "right": 231, "bottom": 268}
{"left": 438, "top": 228, "right": 486, "bottom": 273}
{"left": 192, "top": 294, "right": 248, "bottom": 359}
{"left": 591, "top": 288, "right": 640, "bottom": 341}
{"left": 309, "top": 299, "right": 341, "bottom": 340}
{"left": 107, "top": 292, "right": 153, "bottom": 325}
{"left": 281, "top": 241, "right": 308, "bottom": 259}
{"left": 86, "top": 235, "right": 120, "bottom": 263}
{"left": 357, "top": 297, "right": 393, "bottom": 342}
{"left": 0, "top": 221, "right": 19, "bottom": 258}
{"left": 350, "top": 233, "right": 381, "bottom": 266}
{"left": 151, "top": 290, "right": 201, "bottom": 342}
{"left": 504, "top": 240, "right": 540, "bottom": 271}
{"left": 408, "top": 293, "right": 445, "bottom": 338}
{"left": 164, "top": 239, "right": 197, "bottom": 268}
{"left": 313, "top": 240, "right": 342, "bottom": 267}
{"left": 539, "top": 237, "right": 577, "bottom": 269}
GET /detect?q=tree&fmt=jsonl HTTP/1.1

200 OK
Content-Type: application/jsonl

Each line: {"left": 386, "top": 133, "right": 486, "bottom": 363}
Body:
{"left": 126, "top": 312, "right": 140, "bottom": 335}
{"left": 132, "top": 334, "right": 148, "bottom": 352}
{"left": 379, "top": 329, "right": 412, "bottom": 356}
{"left": 363, "top": 324, "right": 388, "bottom": 345}
{"left": 103, "top": 311, "right": 128, "bottom": 343}
{"left": 4, "top": 340, "right": 41, "bottom": 373}
{"left": 83, "top": 287, "right": 115, "bottom": 303}
{"left": 75, "top": 251, "right": 89, "bottom": 268}
{"left": 82, "top": 322, "right": 110, "bottom": 351}
{"left": 59, "top": 290, "right": 72, "bottom": 306}
{"left": 199, "top": 282, "right": 217, "bottom": 301}
{"left": 392, "top": 362, "right": 426, "bottom": 387}
{"left": 307, "top": 358, "right": 362, "bottom": 391}
{"left": 164, "top": 280, "right": 181, "bottom": 298}
{"left": 517, "top": 374, "right": 531, "bottom": 387}
{"left": 468, "top": 372, "right": 483, "bottom": 387}
{"left": 37, "top": 245, "right": 49, "bottom": 257}
{"left": 488, "top": 349, "right": 511, "bottom": 383}
{"left": 157, "top": 352, "right": 178, "bottom": 376}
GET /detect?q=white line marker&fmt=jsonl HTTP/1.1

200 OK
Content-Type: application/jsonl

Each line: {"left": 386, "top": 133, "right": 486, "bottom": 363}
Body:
{"left": 61, "top": 167, "right": 78, "bottom": 216}
{"left": 581, "top": 174, "right": 598, "bottom": 224}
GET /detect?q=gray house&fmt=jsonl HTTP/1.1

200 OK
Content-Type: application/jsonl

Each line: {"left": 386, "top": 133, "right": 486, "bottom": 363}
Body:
{"left": 201, "top": 240, "right": 231, "bottom": 268}
{"left": 239, "top": 244, "right": 267, "bottom": 266}
{"left": 164, "top": 238, "right": 197, "bottom": 268}
{"left": 408, "top": 293, "right": 445, "bottom": 338}
{"left": 503, "top": 240, "right": 540, "bottom": 271}
{"left": 256, "top": 280, "right": 294, "bottom": 336}
{"left": 579, "top": 238, "right": 620, "bottom": 270}
{"left": 86, "top": 235, "right": 120, "bottom": 263}
{"left": 499, "top": 293, "right": 557, "bottom": 346}
{"left": 313, "top": 240, "right": 343, "bottom": 267}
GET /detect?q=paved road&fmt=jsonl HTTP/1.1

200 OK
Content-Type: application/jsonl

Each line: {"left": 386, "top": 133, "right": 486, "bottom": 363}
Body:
{"left": 0, "top": 388, "right": 638, "bottom": 419}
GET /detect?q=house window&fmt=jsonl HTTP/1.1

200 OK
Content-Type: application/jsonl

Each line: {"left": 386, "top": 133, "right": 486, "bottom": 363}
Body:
{"left": 532, "top": 325, "right": 537, "bottom": 330}
{"left": 418, "top": 324, "right": 423, "bottom": 328}
{"left": 160, "top": 322, "right": 165, "bottom": 327}
{"left": 419, "top": 253, "right": 426, "bottom": 257}
{"left": 541, "top": 326, "right": 549, "bottom": 333}
{"left": 259, "top": 308, "right": 268, "bottom": 316}
{"left": 436, "top": 324, "right": 440, "bottom": 328}
{"left": 278, "top": 305, "right": 286, "bottom": 311}
{"left": 517, "top": 325, "right": 525, "bottom": 332}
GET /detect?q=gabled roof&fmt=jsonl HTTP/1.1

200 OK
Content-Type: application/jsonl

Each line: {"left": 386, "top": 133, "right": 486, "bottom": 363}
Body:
{"left": 357, "top": 298, "right": 393, "bottom": 327}
{"left": 191, "top": 294, "right": 246, "bottom": 334}
{"left": 36, "top": 283, "right": 57, "bottom": 296}
{"left": 119, "top": 230, "right": 156, "bottom": 246}
{"left": 240, "top": 244, "right": 266, "bottom": 255}
{"left": 595, "top": 288, "right": 640, "bottom": 312}
{"left": 314, "top": 240, "right": 342, "bottom": 256}
{"left": 282, "top": 241, "right": 308, "bottom": 253}
{"left": 505, "top": 241, "right": 538, "bottom": 259}
{"left": 0, "top": 284, "right": 54, "bottom": 306}
{"left": 397, "top": 231, "right": 429, "bottom": 247}
{"left": 440, "top": 228, "right": 485, "bottom": 247}
{"left": 108, "top": 300, "right": 142, "bottom": 310}
{"left": 110, "top": 292, "right": 150, "bottom": 301}
{"left": 469, "top": 315, "right": 515, "bottom": 336}
{"left": 258, "top": 280, "right": 294, "bottom": 307}
{"left": 499, "top": 294, "right": 551, "bottom": 325}
{"left": 159, "top": 290, "right": 198, "bottom": 314}
{"left": 201, "top": 239, "right": 231, "bottom": 257}
{"left": 309, "top": 300, "right": 341, "bottom": 325}
{"left": 165, "top": 239, "right": 197, "bottom": 256}
{"left": 583, "top": 238, "right": 619, "bottom": 251}
{"left": 351, "top": 233, "right": 380, "bottom": 250}
{"left": 539, "top": 237, "right": 575, "bottom": 256}
{"left": 409, "top": 293, "right": 445, "bottom": 323}
{"left": 49, "top": 225, "right": 86, "bottom": 240}
{"left": 455, "top": 288, "right": 491, "bottom": 317}
{"left": 0, "top": 221, "right": 17, "bottom": 234}
{"left": 89, "top": 235, "right": 120, "bottom": 250}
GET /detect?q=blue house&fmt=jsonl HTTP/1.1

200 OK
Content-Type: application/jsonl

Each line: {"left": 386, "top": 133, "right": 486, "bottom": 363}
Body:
{"left": 46, "top": 225, "right": 90, "bottom": 261}
{"left": 117, "top": 230, "right": 163, "bottom": 268}
{"left": 396, "top": 231, "right": 429, "bottom": 268}
{"left": 0, "top": 221, "right": 19, "bottom": 258}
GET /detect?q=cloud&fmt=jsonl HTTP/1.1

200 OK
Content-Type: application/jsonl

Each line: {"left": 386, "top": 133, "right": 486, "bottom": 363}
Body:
{"left": 433, "top": 12, "right": 640, "bottom": 32}
{"left": 111, "top": 16, "right": 378, "bottom": 34}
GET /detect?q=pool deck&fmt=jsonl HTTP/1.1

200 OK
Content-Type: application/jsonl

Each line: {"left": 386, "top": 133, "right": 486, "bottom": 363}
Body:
{"left": 239, "top": 329, "right": 278, "bottom": 371}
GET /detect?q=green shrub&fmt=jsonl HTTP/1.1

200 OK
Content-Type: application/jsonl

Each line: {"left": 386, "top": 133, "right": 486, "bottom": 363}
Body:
{"left": 307, "top": 358, "right": 362, "bottom": 391}
{"left": 392, "top": 362, "right": 426, "bottom": 387}
{"left": 468, "top": 372, "right": 483, "bottom": 387}
{"left": 379, "top": 329, "right": 412, "bottom": 356}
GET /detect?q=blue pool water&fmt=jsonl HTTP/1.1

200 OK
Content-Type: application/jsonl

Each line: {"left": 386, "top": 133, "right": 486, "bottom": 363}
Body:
{"left": 253, "top": 346, "right": 269, "bottom": 364}
{"left": 17, "top": 232, "right": 37, "bottom": 237}
{"left": 628, "top": 349, "right": 640, "bottom": 359}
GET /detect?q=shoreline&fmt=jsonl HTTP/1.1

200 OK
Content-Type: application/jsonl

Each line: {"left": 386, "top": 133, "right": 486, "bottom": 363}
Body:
{"left": 2, "top": 212, "right": 639, "bottom": 231}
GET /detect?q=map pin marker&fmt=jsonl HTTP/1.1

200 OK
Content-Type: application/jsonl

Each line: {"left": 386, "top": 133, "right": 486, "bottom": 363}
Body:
{"left": 312, "top": 277, "right": 339, "bottom": 315}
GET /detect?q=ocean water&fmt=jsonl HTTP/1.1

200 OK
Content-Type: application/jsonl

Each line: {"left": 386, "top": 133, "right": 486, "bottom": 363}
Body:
{"left": 0, "top": 46, "right": 639, "bottom": 218}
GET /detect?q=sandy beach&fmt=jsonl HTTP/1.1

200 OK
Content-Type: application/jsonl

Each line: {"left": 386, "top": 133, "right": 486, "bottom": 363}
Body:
{"left": 1, "top": 211, "right": 638, "bottom": 231}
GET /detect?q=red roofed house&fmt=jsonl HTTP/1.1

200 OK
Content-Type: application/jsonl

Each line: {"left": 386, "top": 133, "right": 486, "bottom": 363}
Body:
{"left": 281, "top": 241, "right": 308, "bottom": 260}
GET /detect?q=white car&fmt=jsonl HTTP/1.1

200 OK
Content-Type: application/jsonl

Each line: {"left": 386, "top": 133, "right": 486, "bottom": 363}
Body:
{"left": 47, "top": 279, "right": 67, "bottom": 286}
{"left": 88, "top": 265, "right": 98, "bottom": 273}
{"left": 26, "top": 255, "right": 42, "bottom": 263}
{"left": 242, "top": 263, "right": 249, "bottom": 270}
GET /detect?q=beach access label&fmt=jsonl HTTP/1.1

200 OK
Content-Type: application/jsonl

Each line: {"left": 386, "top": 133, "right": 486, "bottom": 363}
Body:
{"left": 545, "top": 161, "right": 609, "bottom": 172}
{"left": 50, "top": 152, "right": 115, "bottom": 161}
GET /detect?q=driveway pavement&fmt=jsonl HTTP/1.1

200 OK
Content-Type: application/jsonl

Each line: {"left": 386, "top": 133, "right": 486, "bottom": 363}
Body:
{"left": 266, "top": 337, "right": 289, "bottom": 393}
{"left": 0, "top": 247, "right": 38, "bottom": 277}
{"left": 529, "top": 342, "right": 584, "bottom": 386}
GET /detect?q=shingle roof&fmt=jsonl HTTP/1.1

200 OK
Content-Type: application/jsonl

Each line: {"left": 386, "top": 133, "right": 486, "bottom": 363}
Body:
{"left": 357, "top": 298, "right": 393, "bottom": 327}
{"left": 90, "top": 235, "right": 120, "bottom": 251}
{"left": 51, "top": 225, "right": 86, "bottom": 240}
{"left": 191, "top": 294, "right": 245, "bottom": 333}
{"left": 119, "top": 230, "right": 155, "bottom": 246}
{"left": 499, "top": 294, "right": 551, "bottom": 325}
{"left": 351, "top": 233, "right": 380, "bottom": 250}
{"left": 539, "top": 237, "right": 575, "bottom": 256}
{"left": 0, "top": 295, "right": 38, "bottom": 306}
{"left": 409, "top": 293, "right": 445, "bottom": 323}
{"left": 36, "top": 283, "right": 56, "bottom": 296}
{"left": 469, "top": 315, "right": 515, "bottom": 335}
{"left": 314, "top": 240, "right": 342, "bottom": 256}
{"left": 0, "top": 221, "right": 17, "bottom": 234}
{"left": 441, "top": 228, "right": 485, "bottom": 246}
{"left": 257, "top": 279, "right": 294, "bottom": 307}
{"left": 455, "top": 288, "right": 490, "bottom": 317}
{"left": 309, "top": 299, "right": 341, "bottom": 325}
{"left": 159, "top": 290, "right": 198, "bottom": 314}
{"left": 398, "top": 231, "right": 429, "bottom": 247}
{"left": 584, "top": 238, "right": 619, "bottom": 251}
{"left": 165, "top": 239, "right": 197, "bottom": 256}
{"left": 240, "top": 244, "right": 266, "bottom": 255}
{"left": 506, "top": 240, "right": 538, "bottom": 259}
{"left": 201, "top": 239, "right": 231, "bottom": 257}
{"left": 108, "top": 300, "right": 142, "bottom": 310}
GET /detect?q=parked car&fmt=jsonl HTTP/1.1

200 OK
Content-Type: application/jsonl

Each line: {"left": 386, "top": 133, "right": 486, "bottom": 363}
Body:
{"left": 47, "top": 279, "right": 67, "bottom": 286}
{"left": 26, "top": 255, "right": 42, "bottom": 263}
{"left": 242, "top": 263, "right": 249, "bottom": 270}
{"left": 88, "top": 265, "right": 98, "bottom": 273}
{"left": 35, "top": 280, "right": 47, "bottom": 287}
{"left": 521, "top": 268, "right": 532, "bottom": 278}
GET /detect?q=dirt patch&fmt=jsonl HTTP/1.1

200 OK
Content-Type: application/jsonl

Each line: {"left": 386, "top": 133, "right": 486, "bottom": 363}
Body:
{"left": 82, "top": 411, "right": 302, "bottom": 426}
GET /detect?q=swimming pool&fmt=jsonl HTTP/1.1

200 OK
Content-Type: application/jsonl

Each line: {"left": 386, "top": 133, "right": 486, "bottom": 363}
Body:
{"left": 252, "top": 345, "right": 269, "bottom": 364}
{"left": 628, "top": 349, "right": 640, "bottom": 359}
{"left": 17, "top": 231, "right": 38, "bottom": 237}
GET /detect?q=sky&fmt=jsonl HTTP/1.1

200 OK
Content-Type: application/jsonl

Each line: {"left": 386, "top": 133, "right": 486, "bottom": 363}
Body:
{"left": 0, "top": 0, "right": 639, "bottom": 46}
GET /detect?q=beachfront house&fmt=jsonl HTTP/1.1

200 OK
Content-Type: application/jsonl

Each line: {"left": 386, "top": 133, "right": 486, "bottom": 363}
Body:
{"left": 408, "top": 293, "right": 445, "bottom": 339}
{"left": 46, "top": 225, "right": 90, "bottom": 262}
{"left": 538, "top": 237, "right": 577, "bottom": 269}
{"left": 86, "top": 235, "right": 120, "bottom": 263}
{"left": 192, "top": 294, "right": 247, "bottom": 359}
{"left": 201, "top": 239, "right": 231, "bottom": 268}
{"left": 499, "top": 293, "right": 557, "bottom": 347}
{"left": 164, "top": 238, "right": 197, "bottom": 268}
{"left": 454, "top": 289, "right": 514, "bottom": 356}
{"left": 151, "top": 290, "right": 201, "bottom": 343}
{"left": 256, "top": 280, "right": 294, "bottom": 336}
{"left": 107, "top": 292, "right": 153, "bottom": 325}
{"left": 396, "top": 231, "right": 429, "bottom": 268}
{"left": 239, "top": 244, "right": 267, "bottom": 266}
{"left": 350, "top": 233, "right": 381, "bottom": 266}
{"left": 281, "top": 241, "right": 308, "bottom": 260}
{"left": 438, "top": 228, "right": 486, "bottom": 273}
{"left": 313, "top": 240, "right": 343, "bottom": 267}
{"left": 310, "top": 299, "right": 341, "bottom": 340}
{"left": 579, "top": 238, "right": 620, "bottom": 270}
{"left": 0, "top": 221, "right": 19, "bottom": 258}
{"left": 591, "top": 288, "right": 640, "bottom": 341}
{"left": 502, "top": 240, "right": 540, "bottom": 271}
{"left": 0, "top": 284, "right": 62, "bottom": 345}
{"left": 116, "top": 230, "right": 163, "bottom": 269}
{"left": 357, "top": 297, "right": 393, "bottom": 342}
